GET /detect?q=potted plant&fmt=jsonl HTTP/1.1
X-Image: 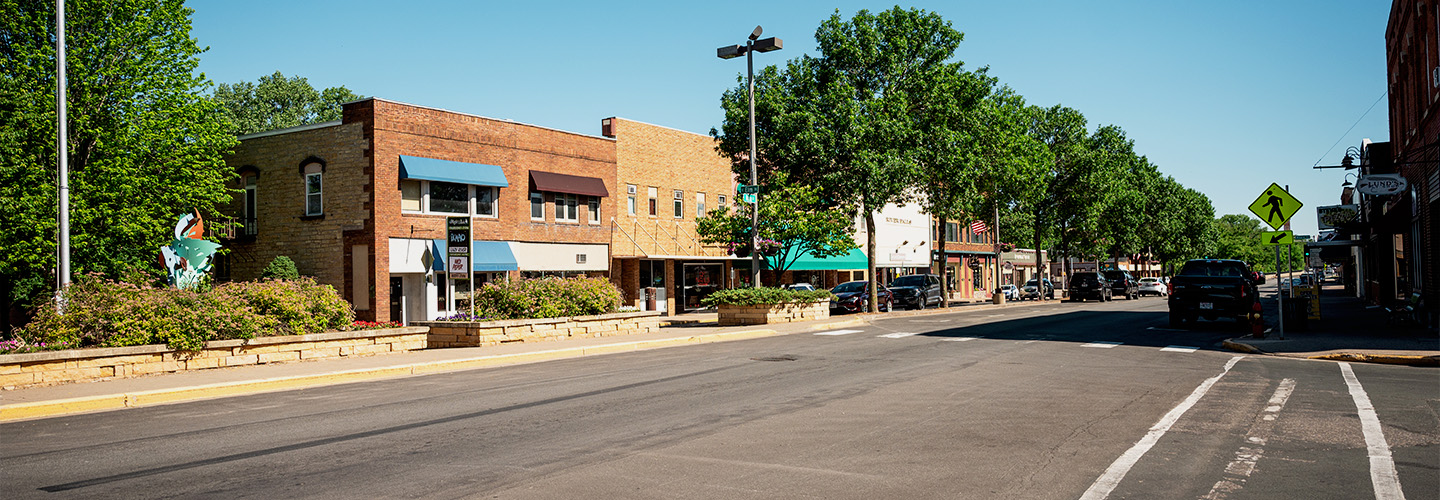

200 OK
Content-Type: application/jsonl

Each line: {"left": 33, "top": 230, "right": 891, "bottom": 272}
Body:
{"left": 756, "top": 238, "right": 782, "bottom": 257}
{"left": 998, "top": 242, "right": 1016, "bottom": 252}
{"left": 728, "top": 241, "right": 752, "bottom": 258}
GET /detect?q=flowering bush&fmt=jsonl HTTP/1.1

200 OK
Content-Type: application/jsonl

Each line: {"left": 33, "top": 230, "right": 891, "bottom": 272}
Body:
{"left": 471, "top": 277, "right": 622, "bottom": 320}
{"left": 13, "top": 275, "right": 354, "bottom": 352}
{"left": 349, "top": 320, "right": 402, "bottom": 330}
{"left": 0, "top": 338, "right": 73, "bottom": 355}
{"left": 435, "top": 312, "right": 487, "bottom": 322}
{"left": 700, "top": 287, "right": 834, "bottom": 307}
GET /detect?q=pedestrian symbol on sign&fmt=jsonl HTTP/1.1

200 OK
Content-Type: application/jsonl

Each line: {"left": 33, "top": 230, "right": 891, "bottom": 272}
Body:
{"left": 1247, "top": 183, "right": 1302, "bottom": 230}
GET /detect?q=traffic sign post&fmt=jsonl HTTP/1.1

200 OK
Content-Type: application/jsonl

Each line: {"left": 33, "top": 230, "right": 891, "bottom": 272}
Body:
{"left": 1261, "top": 230, "right": 1293, "bottom": 246}
{"left": 1248, "top": 183, "right": 1302, "bottom": 230}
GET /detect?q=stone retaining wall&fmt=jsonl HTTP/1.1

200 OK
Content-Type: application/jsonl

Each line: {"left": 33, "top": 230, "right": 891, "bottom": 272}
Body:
{"left": 718, "top": 301, "right": 829, "bottom": 326}
{"left": 0, "top": 327, "right": 429, "bottom": 390}
{"left": 418, "top": 311, "right": 663, "bottom": 348}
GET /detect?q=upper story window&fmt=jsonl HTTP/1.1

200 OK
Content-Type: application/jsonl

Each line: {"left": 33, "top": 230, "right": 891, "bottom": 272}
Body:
{"left": 648, "top": 187, "right": 658, "bottom": 216}
{"left": 400, "top": 180, "right": 499, "bottom": 218}
{"left": 672, "top": 190, "right": 684, "bottom": 218}
{"left": 556, "top": 193, "right": 579, "bottom": 222}
{"left": 718, "top": 194, "right": 727, "bottom": 208}
{"left": 303, "top": 163, "right": 323, "bottom": 216}
{"left": 626, "top": 184, "right": 637, "bottom": 215}
{"left": 242, "top": 174, "right": 258, "bottom": 236}
{"left": 588, "top": 197, "right": 600, "bottom": 224}
{"left": 530, "top": 192, "right": 544, "bottom": 220}
{"left": 945, "top": 222, "right": 958, "bottom": 242}
{"left": 696, "top": 192, "right": 706, "bottom": 217}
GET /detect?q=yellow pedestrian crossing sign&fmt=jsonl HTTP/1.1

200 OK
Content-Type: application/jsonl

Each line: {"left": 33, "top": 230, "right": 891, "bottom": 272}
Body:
{"left": 1261, "top": 230, "right": 1292, "bottom": 246}
{"left": 1248, "top": 183, "right": 1302, "bottom": 230}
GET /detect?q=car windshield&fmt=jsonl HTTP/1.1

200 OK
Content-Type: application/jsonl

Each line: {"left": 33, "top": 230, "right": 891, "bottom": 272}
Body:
{"left": 1140, "top": 278, "right": 1158, "bottom": 284}
{"left": 832, "top": 282, "right": 867, "bottom": 293}
{"left": 891, "top": 276, "right": 925, "bottom": 287}
{"left": 1178, "top": 261, "right": 1249, "bottom": 277}
{"left": 1025, "top": 280, "right": 1038, "bottom": 286}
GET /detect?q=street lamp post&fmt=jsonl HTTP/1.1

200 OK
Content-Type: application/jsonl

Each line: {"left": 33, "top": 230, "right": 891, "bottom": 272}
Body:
{"left": 718, "top": 26, "right": 781, "bottom": 288}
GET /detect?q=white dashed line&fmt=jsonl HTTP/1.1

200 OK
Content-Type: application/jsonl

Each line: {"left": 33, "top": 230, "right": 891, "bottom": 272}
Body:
{"left": 1080, "top": 356, "right": 1245, "bottom": 500}
{"left": 941, "top": 337, "right": 981, "bottom": 342}
{"left": 1161, "top": 346, "right": 1199, "bottom": 353}
{"left": 813, "top": 329, "right": 863, "bottom": 336}
{"left": 1147, "top": 326, "right": 1188, "bottom": 332}
{"left": 1082, "top": 341, "right": 1123, "bottom": 348}
{"left": 1340, "top": 363, "right": 1409, "bottom": 500}
{"left": 878, "top": 332, "right": 920, "bottom": 339}
{"left": 1201, "top": 378, "right": 1296, "bottom": 500}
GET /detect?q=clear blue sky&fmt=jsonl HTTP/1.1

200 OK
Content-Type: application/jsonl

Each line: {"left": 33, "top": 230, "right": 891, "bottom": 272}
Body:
{"left": 190, "top": 0, "right": 1391, "bottom": 238}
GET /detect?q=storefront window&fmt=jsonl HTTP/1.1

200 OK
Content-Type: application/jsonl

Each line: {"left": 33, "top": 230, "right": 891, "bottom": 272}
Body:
{"left": 682, "top": 263, "right": 723, "bottom": 310}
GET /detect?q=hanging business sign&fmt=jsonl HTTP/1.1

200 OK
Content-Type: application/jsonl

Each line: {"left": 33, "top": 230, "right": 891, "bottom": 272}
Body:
{"left": 446, "top": 216, "right": 471, "bottom": 274}
{"left": 1354, "top": 174, "right": 1407, "bottom": 196}
{"left": 1316, "top": 204, "right": 1359, "bottom": 230}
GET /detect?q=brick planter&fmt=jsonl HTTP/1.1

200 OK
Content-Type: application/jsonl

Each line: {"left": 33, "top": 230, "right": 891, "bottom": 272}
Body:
{"left": 0, "top": 327, "right": 430, "bottom": 390}
{"left": 416, "top": 311, "right": 663, "bottom": 348}
{"left": 717, "top": 300, "right": 830, "bottom": 326}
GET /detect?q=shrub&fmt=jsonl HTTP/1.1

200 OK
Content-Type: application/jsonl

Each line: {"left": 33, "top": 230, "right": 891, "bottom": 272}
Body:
{"left": 15, "top": 274, "right": 353, "bottom": 351}
{"left": 700, "top": 287, "right": 834, "bottom": 307}
{"left": 259, "top": 256, "right": 300, "bottom": 280}
{"left": 471, "top": 277, "right": 622, "bottom": 320}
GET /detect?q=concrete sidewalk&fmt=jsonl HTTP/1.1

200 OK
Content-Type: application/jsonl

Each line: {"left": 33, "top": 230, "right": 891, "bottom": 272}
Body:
{"left": 1223, "top": 283, "right": 1439, "bottom": 367}
{"left": 0, "top": 299, "right": 1064, "bottom": 423}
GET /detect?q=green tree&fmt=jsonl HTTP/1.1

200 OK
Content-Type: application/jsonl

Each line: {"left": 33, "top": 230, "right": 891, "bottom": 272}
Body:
{"left": 695, "top": 182, "right": 857, "bottom": 286}
{"left": 714, "top": 7, "right": 964, "bottom": 310}
{"left": 0, "top": 0, "right": 238, "bottom": 330}
{"left": 1210, "top": 214, "right": 1268, "bottom": 268}
{"left": 212, "top": 71, "right": 362, "bottom": 135}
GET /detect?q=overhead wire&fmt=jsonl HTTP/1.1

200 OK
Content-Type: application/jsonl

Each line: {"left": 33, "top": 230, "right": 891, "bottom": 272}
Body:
{"left": 1311, "top": 91, "right": 1388, "bottom": 167}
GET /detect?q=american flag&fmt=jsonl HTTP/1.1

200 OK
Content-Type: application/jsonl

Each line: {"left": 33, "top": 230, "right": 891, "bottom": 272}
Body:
{"left": 970, "top": 220, "right": 989, "bottom": 234}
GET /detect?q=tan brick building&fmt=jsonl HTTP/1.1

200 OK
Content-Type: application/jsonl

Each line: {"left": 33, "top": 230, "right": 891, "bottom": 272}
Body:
{"left": 220, "top": 99, "right": 616, "bottom": 323}
{"left": 603, "top": 117, "right": 740, "bottom": 315}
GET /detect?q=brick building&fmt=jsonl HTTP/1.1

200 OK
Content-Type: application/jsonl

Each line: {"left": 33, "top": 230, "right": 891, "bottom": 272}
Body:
{"left": 219, "top": 99, "right": 616, "bottom": 324}
{"left": 603, "top": 117, "right": 739, "bottom": 314}
{"left": 1383, "top": 0, "right": 1438, "bottom": 318}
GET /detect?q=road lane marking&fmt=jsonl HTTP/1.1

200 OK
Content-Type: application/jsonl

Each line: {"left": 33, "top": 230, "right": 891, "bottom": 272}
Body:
{"left": 1081, "top": 341, "right": 1123, "bottom": 348}
{"left": 1340, "top": 363, "right": 1408, "bottom": 500}
{"left": 1079, "top": 355, "right": 1244, "bottom": 500}
{"left": 941, "top": 337, "right": 981, "bottom": 342}
{"left": 1201, "top": 378, "right": 1296, "bottom": 500}
{"left": 813, "top": 329, "right": 863, "bottom": 336}
{"left": 1160, "top": 346, "right": 1198, "bottom": 353}
{"left": 1146, "top": 326, "right": 1187, "bottom": 332}
{"left": 878, "top": 332, "right": 920, "bottom": 339}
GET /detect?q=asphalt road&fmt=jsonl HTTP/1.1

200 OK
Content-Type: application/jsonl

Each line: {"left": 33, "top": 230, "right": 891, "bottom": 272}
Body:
{"left": 3, "top": 297, "right": 1436, "bottom": 499}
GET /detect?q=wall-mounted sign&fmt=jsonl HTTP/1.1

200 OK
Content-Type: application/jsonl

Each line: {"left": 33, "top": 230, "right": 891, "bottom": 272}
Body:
{"left": 1355, "top": 174, "right": 1407, "bottom": 196}
{"left": 1316, "top": 204, "right": 1359, "bottom": 230}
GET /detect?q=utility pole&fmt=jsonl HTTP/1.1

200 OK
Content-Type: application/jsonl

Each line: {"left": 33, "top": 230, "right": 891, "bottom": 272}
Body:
{"left": 56, "top": 0, "right": 70, "bottom": 313}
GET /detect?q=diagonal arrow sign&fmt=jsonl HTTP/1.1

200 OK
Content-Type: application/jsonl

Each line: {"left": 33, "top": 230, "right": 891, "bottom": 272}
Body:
{"left": 1260, "top": 230, "right": 1292, "bottom": 246}
{"left": 1270, "top": 233, "right": 1286, "bottom": 244}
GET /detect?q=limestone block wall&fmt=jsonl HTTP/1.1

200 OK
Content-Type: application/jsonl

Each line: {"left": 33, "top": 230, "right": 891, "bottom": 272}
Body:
{"left": 718, "top": 301, "right": 830, "bottom": 326}
{"left": 419, "top": 311, "right": 663, "bottom": 348}
{"left": 0, "top": 327, "right": 429, "bottom": 390}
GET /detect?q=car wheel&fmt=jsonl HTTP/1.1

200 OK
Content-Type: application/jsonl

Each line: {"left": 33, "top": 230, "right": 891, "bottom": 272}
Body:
{"left": 915, "top": 298, "right": 926, "bottom": 310}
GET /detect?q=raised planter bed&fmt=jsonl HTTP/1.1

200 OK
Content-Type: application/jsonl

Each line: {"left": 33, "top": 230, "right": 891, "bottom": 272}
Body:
{"left": 0, "top": 327, "right": 429, "bottom": 390}
{"left": 718, "top": 300, "right": 829, "bottom": 326}
{"left": 416, "top": 311, "right": 664, "bottom": 348}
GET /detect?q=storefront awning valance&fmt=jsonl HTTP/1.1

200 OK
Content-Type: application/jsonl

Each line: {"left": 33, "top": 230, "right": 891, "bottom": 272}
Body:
{"left": 430, "top": 239, "right": 519, "bottom": 272}
{"left": 785, "top": 248, "right": 868, "bottom": 271}
{"left": 530, "top": 171, "right": 609, "bottom": 197}
{"left": 400, "top": 155, "right": 509, "bottom": 187}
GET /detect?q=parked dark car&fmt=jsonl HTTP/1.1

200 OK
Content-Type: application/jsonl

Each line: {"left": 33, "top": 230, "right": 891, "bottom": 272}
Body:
{"left": 1020, "top": 278, "right": 1054, "bottom": 300}
{"left": 1069, "top": 272, "right": 1112, "bottom": 301}
{"left": 889, "top": 274, "right": 943, "bottom": 310}
{"left": 1102, "top": 270, "right": 1139, "bottom": 300}
{"left": 830, "top": 281, "right": 893, "bottom": 313}
{"left": 1168, "top": 259, "right": 1260, "bottom": 327}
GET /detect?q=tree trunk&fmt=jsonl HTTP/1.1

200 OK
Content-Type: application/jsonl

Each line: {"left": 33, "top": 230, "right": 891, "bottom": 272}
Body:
{"left": 937, "top": 223, "right": 949, "bottom": 307}
{"left": 865, "top": 210, "right": 878, "bottom": 313}
{"left": 1034, "top": 217, "right": 1044, "bottom": 301}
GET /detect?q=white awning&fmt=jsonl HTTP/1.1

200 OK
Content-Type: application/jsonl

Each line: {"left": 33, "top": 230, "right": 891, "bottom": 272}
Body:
{"left": 388, "top": 238, "right": 433, "bottom": 273}
{"left": 510, "top": 242, "right": 609, "bottom": 271}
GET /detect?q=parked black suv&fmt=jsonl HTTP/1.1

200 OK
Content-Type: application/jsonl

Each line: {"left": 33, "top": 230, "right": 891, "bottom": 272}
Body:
{"left": 1168, "top": 259, "right": 1260, "bottom": 327}
{"left": 1102, "top": 270, "right": 1139, "bottom": 300}
{"left": 1069, "top": 272, "right": 1111, "bottom": 301}
{"left": 889, "top": 274, "right": 943, "bottom": 310}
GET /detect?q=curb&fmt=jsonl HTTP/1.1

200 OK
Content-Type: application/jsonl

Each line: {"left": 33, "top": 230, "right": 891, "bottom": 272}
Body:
{"left": 1222, "top": 338, "right": 1439, "bottom": 367}
{"left": 0, "top": 327, "right": 783, "bottom": 423}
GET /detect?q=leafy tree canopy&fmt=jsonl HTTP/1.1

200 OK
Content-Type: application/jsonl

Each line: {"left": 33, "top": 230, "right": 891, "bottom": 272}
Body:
{"left": 212, "top": 71, "right": 362, "bottom": 135}
{"left": 0, "top": 0, "right": 239, "bottom": 327}
{"left": 696, "top": 182, "right": 857, "bottom": 286}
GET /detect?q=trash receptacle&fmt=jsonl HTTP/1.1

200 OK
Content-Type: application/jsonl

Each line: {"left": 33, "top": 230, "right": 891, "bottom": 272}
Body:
{"left": 644, "top": 287, "right": 656, "bottom": 312}
{"left": 992, "top": 290, "right": 1005, "bottom": 305}
{"left": 1282, "top": 298, "right": 1308, "bottom": 331}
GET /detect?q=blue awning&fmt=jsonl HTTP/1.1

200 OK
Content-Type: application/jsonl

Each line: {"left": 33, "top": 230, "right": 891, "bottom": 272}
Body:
{"left": 401, "top": 155, "right": 508, "bottom": 187}
{"left": 431, "top": 239, "right": 519, "bottom": 272}
{"left": 785, "top": 248, "right": 868, "bottom": 271}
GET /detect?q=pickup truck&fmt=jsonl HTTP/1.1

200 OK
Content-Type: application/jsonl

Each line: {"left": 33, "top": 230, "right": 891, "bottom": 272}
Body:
{"left": 1167, "top": 259, "right": 1259, "bottom": 328}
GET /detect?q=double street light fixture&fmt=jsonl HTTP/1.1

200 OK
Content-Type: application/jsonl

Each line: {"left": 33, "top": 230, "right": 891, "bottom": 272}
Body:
{"left": 717, "top": 26, "right": 782, "bottom": 288}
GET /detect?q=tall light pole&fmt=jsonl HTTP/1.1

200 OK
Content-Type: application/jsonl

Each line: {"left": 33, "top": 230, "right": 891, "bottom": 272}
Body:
{"left": 56, "top": 0, "right": 70, "bottom": 312}
{"left": 718, "top": 26, "right": 781, "bottom": 288}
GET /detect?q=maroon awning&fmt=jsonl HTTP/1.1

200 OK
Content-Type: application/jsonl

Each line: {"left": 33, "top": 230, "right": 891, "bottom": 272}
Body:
{"left": 529, "top": 171, "right": 609, "bottom": 197}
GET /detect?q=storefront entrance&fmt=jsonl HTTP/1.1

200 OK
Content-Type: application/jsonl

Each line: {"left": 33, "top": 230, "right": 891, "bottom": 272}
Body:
{"left": 681, "top": 263, "right": 723, "bottom": 311}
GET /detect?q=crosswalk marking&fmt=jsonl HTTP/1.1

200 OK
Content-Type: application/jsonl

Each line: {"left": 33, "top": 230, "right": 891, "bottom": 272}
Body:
{"left": 1340, "top": 363, "right": 1408, "bottom": 500}
{"left": 1202, "top": 378, "right": 1296, "bottom": 500}
{"left": 1082, "top": 341, "right": 1123, "bottom": 348}
{"left": 813, "top": 329, "right": 863, "bottom": 336}
{"left": 1161, "top": 346, "right": 1199, "bottom": 353}
{"left": 941, "top": 337, "right": 980, "bottom": 342}
{"left": 878, "top": 332, "right": 920, "bottom": 339}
